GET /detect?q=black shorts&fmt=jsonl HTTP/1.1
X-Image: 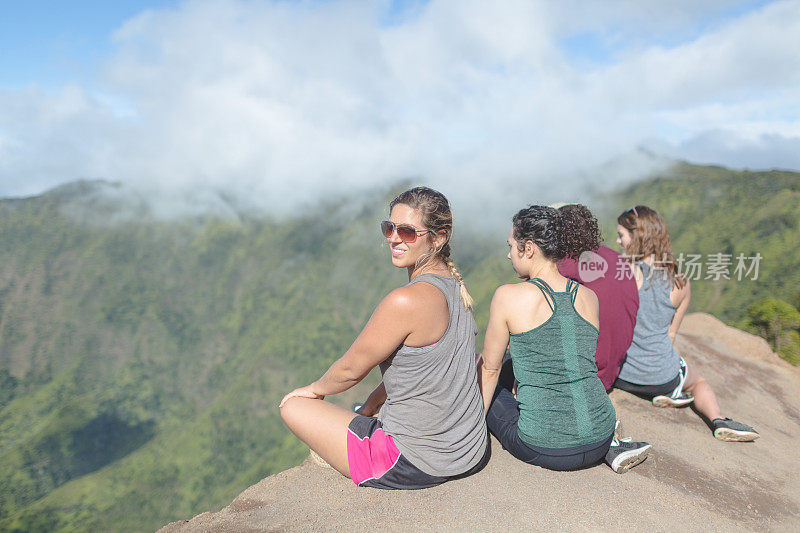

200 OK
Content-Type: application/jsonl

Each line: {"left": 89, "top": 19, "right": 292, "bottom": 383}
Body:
{"left": 613, "top": 373, "right": 681, "bottom": 397}
{"left": 346, "top": 415, "right": 490, "bottom": 490}
{"left": 486, "top": 387, "right": 613, "bottom": 471}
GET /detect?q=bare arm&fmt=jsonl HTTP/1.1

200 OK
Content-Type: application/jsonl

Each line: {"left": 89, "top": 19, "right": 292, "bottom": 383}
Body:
{"left": 669, "top": 280, "right": 691, "bottom": 343}
{"left": 279, "top": 289, "right": 413, "bottom": 406}
{"left": 356, "top": 382, "right": 387, "bottom": 416}
{"left": 477, "top": 286, "right": 512, "bottom": 413}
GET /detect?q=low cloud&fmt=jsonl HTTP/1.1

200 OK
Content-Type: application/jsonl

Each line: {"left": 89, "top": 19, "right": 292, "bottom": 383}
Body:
{"left": 0, "top": 0, "right": 797, "bottom": 219}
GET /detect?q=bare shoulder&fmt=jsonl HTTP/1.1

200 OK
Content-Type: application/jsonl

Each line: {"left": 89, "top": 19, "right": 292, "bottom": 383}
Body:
{"left": 576, "top": 284, "right": 599, "bottom": 306}
{"left": 492, "top": 282, "right": 529, "bottom": 304}
{"left": 383, "top": 281, "right": 447, "bottom": 315}
{"left": 492, "top": 282, "right": 543, "bottom": 313}
{"left": 573, "top": 283, "right": 600, "bottom": 328}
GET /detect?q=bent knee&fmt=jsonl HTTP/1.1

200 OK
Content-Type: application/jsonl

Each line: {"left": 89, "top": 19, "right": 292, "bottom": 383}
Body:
{"left": 685, "top": 375, "right": 708, "bottom": 392}
{"left": 279, "top": 396, "right": 303, "bottom": 426}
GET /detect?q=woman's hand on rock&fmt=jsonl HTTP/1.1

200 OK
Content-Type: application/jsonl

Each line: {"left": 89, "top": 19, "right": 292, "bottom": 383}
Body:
{"left": 279, "top": 385, "right": 324, "bottom": 408}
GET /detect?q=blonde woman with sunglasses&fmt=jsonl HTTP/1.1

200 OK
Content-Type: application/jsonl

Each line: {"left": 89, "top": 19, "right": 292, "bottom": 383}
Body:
{"left": 280, "top": 187, "right": 488, "bottom": 489}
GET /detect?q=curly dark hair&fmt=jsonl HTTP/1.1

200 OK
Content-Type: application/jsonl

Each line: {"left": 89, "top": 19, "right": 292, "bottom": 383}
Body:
{"left": 512, "top": 206, "right": 566, "bottom": 260}
{"left": 512, "top": 204, "right": 600, "bottom": 261}
{"left": 557, "top": 204, "right": 601, "bottom": 259}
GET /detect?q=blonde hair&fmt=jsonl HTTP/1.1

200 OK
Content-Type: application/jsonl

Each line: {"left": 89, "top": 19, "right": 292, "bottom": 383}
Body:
{"left": 390, "top": 187, "right": 474, "bottom": 310}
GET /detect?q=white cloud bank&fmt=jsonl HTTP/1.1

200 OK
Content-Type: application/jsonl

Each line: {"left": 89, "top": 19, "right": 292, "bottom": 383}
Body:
{"left": 0, "top": 0, "right": 798, "bottom": 216}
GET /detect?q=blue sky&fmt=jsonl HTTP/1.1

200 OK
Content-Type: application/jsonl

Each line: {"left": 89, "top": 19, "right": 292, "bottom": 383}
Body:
{"left": 0, "top": 0, "right": 798, "bottom": 208}
{"left": 0, "top": 1, "right": 177, "bottom": 87}
{"left": 1, "top": 0, "right": 775, "bottom": 88}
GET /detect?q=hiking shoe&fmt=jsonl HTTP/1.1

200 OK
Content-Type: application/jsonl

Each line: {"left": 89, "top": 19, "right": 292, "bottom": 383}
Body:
{"left": 606, "top": 437, "right": 652, "bottom": 473}
{"left": 713, "top": 418, "right": 760, "bottom": 442}
{"left": 652, "top": 392, "right": 694, "bottom": 407}
{"left": 653, "top": 358, "right": 694, "bottom": 407}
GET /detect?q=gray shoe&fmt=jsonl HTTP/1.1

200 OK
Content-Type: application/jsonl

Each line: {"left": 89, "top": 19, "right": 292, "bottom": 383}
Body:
{"left": 606, "top": 437, "right": 652, "bottom": 473}
{"left": 713, "top": 418, "right": 759, "bottom": 442}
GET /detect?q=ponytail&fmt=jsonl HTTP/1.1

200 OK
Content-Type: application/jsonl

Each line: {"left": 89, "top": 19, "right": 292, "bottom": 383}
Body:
{"left": 443, "top": 256, "right": 474, "bottom": 310}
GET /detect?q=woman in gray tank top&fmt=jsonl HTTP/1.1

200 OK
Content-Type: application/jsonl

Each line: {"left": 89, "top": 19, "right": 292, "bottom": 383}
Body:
{"left": 614, "top": 205, "right": 758, "bottom": 442}
{"left": 280, "top": 187, "right": 488, "bottom": 489}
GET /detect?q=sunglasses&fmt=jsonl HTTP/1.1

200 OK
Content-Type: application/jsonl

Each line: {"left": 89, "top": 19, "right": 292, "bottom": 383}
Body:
{"left": 380, "top": 220, "right": 432, "bottom": 243}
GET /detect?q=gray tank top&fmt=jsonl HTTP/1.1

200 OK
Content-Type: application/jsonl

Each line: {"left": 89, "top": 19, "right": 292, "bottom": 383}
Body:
{"left": 378, "top": 273, "right": 488, "bottom": 477}
{"left": 618, "top": 262, "right": 681, "bottom": 385}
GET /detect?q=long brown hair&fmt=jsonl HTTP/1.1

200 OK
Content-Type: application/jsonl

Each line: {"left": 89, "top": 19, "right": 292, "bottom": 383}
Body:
{"left": 617, "top": 205, "right": 686, "bottom": 289}
{"left": 390, "top": 187, "right": 474, "bottom": 310}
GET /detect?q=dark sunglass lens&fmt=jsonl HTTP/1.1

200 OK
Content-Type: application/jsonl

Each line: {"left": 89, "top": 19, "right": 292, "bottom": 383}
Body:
{"left": 396, "top": 225, "right": 418, "bottom": 243}
{"left": 380, "top": 221, "right": 393, "bottom": 238}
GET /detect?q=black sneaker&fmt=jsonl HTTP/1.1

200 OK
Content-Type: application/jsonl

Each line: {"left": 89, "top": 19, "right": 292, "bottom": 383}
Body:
{"left": 713, "top": 418, "right": 759, "bottom": 442}
{"left": 605, "top": 438, "right": 652, "bottom": 473}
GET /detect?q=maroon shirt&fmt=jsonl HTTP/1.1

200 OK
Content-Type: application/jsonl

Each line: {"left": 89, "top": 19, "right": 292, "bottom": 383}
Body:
{"left": 557, "top": 245, "right": 639, "bottom": 390}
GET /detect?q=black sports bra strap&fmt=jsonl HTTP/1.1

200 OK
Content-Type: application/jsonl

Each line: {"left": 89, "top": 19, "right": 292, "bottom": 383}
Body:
{"left": 527, "top": 278, "right": 555, "bottom": 312}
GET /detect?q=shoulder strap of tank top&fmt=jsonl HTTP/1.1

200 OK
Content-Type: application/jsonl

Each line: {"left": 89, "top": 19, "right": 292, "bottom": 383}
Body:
{"left": 526, "top": 278, "right": 555, "bottom": 312}
{"left": 566, "top": 278, "right": 579, "bottom": 304}
{"left": 408, "top": 273, "right": 453, "bottom": 302}
{"left": 409, "top": 272, "right": 441, "bottom": 286}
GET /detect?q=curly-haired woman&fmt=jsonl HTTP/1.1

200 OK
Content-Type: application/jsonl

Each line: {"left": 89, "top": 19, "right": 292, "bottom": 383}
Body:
{"left": 478, "top": 205, "right": 647, "bottom": 471}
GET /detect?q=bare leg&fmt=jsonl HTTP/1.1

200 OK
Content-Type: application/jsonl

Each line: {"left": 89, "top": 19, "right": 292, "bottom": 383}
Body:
{"left": 683, "top": 365, "right": 722, "bottom": 422}
{"left": 280, "top": 397, "right": 358, "bottom": 477}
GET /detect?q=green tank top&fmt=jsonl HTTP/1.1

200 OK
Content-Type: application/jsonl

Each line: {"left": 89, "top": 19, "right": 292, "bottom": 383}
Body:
{"left": 509, "top": 278, "right": 616, "bottom": 448}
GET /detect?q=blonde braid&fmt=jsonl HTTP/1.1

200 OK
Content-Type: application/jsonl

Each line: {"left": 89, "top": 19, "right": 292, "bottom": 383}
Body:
{"left": 443, "top": 256, "right": 474, "bottom": 310}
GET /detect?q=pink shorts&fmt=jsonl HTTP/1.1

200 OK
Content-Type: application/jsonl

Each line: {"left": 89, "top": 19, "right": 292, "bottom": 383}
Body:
{"left": 346, "top": 415, "right": 455, "bottom": 490}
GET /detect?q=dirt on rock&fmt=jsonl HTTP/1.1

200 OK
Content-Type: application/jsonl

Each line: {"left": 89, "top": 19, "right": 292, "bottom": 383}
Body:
{"left": 159, "top": 313, "right": 800, "bottom": 532}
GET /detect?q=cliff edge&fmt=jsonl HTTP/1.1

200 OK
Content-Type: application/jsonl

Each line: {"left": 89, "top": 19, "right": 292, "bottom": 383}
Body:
{"left": 160, "top": 313, "right": 800, "bottom": 532}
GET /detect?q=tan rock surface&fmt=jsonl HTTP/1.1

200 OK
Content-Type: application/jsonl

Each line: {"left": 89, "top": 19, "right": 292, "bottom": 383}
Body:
{"left": 160, "top": 313, "right": 800, "bottom": 532}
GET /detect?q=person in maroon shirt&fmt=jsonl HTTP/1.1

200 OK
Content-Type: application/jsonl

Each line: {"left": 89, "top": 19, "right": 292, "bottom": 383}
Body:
{"left": 555, "top": 203, "right": 639, "bottom": 390}
{"left": 487, "top": 203, "right": 648, "bottom": 472}
{"left": 550, "top": 204, "right": 650, "bottom": 473}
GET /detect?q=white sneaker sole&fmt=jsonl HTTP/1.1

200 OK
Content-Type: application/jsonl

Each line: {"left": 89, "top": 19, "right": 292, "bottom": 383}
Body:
{"left": 714, "top": 428, "right": 760, "bottom": 442}
{"left": 652, "top": 395, "right": 694, "bottom": 408}
{"left": 611, "top": 444, "right": 652, "bottom": 473}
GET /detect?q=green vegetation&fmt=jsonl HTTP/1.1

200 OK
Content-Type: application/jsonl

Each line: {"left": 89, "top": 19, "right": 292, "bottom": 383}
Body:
{"left": 600, "top": 162, "right": 800, "bottom": 364}
{"left": 738, "top": 298, "right": 800, "bottom": 365}
{"left": 0, "top": 163, "right": 797, "bottom": 531}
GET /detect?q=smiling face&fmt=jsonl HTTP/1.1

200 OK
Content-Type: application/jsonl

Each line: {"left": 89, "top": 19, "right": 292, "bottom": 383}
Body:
{"left": 386, "top": 204, "right": 435, "bottom": 270}
{"left": 616, "top": 224, "right": 633, "bottom": 253}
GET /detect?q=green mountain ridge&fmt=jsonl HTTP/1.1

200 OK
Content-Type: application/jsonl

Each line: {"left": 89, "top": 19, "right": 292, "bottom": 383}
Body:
{"left": 0, "top": 163, "right": 798, "bottom": 531}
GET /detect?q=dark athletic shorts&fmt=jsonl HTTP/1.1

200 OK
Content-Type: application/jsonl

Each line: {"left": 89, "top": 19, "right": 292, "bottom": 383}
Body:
{"left": 346, "top": 415, "right": 489, "bottom": 490}
{"left": 489, "top": 353, "right": 612, "bottom": 470}
{"left": 613, "top": 372, "right": 681, "bottom": 397}
{"left": 487, "top": 387, "right": 613, "bottom": 471}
